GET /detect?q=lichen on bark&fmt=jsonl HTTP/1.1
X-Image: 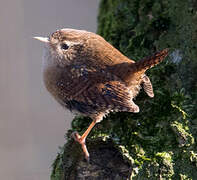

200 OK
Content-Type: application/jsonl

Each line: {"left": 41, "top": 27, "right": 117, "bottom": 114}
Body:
{"left": 51, "top": 0, "right": 197, "bottom": 179}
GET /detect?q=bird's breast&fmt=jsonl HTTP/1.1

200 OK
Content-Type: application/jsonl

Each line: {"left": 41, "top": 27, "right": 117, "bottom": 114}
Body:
{"left": 43, "top": 66, "right": 64, "bottom": 101}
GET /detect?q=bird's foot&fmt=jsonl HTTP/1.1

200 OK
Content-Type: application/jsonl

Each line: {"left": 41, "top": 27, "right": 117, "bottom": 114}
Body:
{"left": 71, "top": 131, "right": 90, "bottom": 162}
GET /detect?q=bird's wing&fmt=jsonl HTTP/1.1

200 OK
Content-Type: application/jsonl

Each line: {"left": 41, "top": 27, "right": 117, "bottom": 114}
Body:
{"left": 56, "top": 67, "right": 139, "bottom": 115}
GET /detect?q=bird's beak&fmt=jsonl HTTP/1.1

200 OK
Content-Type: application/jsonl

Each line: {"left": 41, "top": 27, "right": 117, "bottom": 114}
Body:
{"left": 33, "top": 36, "right": 49, "bottom": 43}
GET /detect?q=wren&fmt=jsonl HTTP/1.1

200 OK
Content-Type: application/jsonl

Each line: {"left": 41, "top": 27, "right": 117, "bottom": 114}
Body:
{"left": 34, "top": 28, "right": 168, "bottom": 161}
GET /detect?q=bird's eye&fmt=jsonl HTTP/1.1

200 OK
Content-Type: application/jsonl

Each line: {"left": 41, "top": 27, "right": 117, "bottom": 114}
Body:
{"left": 61, "top": 43, "right": 69, "bottom": 50}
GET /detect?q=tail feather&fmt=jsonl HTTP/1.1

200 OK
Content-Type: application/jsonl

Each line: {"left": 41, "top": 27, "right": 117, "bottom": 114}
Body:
{"left": 134, "top": 48, "right": 169, "bottom": 72}
{"left": 123, "top": 49, "right": 169, "bottom": 85}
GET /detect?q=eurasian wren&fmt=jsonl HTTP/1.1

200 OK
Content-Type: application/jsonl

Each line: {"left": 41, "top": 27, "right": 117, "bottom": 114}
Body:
{"left": 34, "top": 28, "right": 168, "bottom": 161}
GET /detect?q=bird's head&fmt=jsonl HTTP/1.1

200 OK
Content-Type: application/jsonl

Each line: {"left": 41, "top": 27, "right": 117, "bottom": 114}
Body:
{"left": 34, "top": 28, "right": 104, "bottom": 67}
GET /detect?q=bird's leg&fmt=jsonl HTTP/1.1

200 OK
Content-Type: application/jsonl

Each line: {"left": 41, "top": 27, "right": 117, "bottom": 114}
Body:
{"left": 72, "top": 120, "right": 96, "bottom": 160}
{"left": 72, "top": 114, "right": 103, "bottom": 161}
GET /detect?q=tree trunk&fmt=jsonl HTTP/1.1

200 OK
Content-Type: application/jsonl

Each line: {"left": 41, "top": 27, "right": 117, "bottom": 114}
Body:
{"left": 51, "top": 0, "right": 197, "bottom": 179}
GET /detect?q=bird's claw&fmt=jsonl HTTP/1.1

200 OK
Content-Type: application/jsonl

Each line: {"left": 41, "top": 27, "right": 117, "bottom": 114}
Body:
{"left": 71, "top": 131, "right": 81, "bottom": 143}
{"left": 71, "top": 131, "right": 90, "bottom": 162}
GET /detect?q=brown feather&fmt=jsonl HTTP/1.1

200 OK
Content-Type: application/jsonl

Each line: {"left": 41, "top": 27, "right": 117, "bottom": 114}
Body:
{"left": 43, "top": 29, "right": 168, "bottom": 117}
{"left": 38, "top": 28, "right": 169, "bottom": 160}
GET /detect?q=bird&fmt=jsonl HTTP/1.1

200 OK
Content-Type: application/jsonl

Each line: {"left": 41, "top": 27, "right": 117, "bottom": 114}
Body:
{"left": 34, "top": 28, "right": 168, "bottom": 161}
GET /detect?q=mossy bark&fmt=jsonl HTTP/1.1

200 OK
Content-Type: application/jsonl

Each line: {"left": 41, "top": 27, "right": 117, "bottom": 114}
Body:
{"left": 51, "top": 0, "right": 197, "bottom": 179}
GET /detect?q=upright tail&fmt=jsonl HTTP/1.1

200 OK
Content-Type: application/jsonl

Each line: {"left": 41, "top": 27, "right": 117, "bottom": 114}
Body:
{"left": 134, "top": 48, "right": 169, "bottom": 73}
{"left": 123, "top": 49, "right": 169, "bottom": 85}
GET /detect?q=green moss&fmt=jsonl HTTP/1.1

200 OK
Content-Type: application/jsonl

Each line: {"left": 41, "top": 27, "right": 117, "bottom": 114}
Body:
{"left": 50, "top": 140, "right": 80, "bottom": 180}
{"left": 179, "top": 174, "right": 192, "bottom": 180}
{"left": 171, "top": 121, "right": 194, "bottom": 147}
{"left": 51, "top": 0, "right": 197, "bottom": 179}
{"left": 51, "top": 151, "right": 64, "bottom": 180}
{"left": 96, "top": 0, "right": 197, "bottom": 179}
